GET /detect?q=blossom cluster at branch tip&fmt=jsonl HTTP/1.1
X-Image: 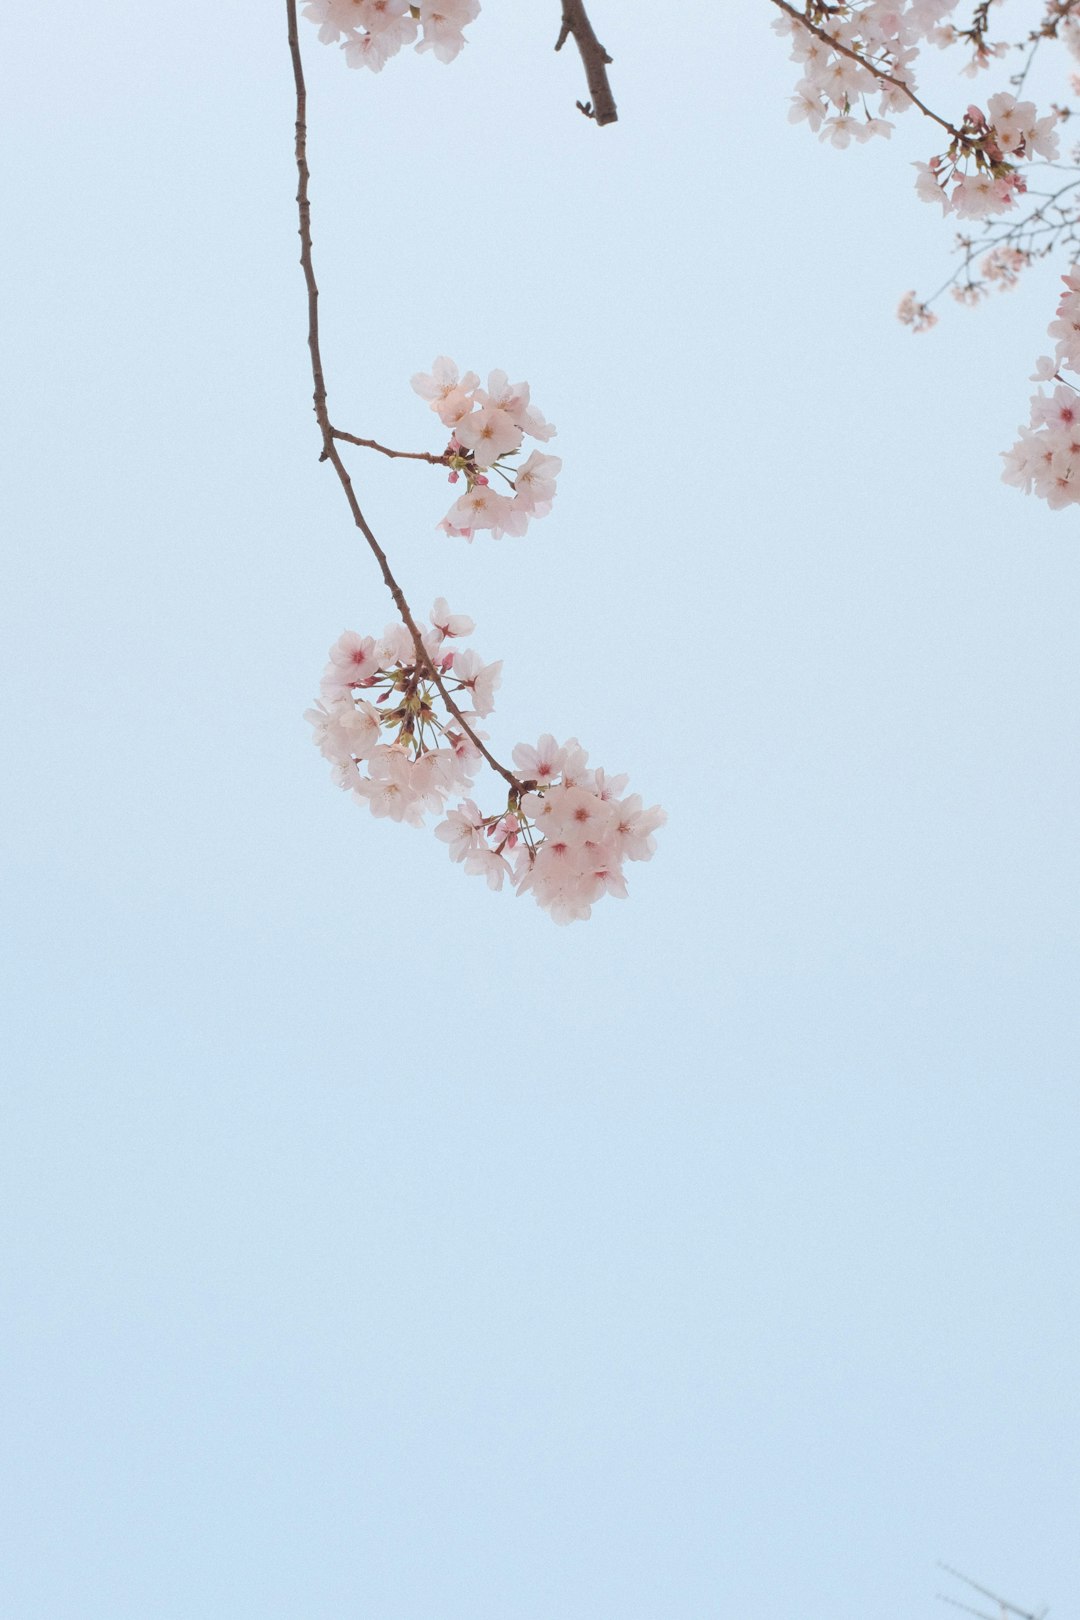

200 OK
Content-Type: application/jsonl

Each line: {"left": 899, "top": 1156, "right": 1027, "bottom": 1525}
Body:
{"left": 897, "top": 290, "right": 937, "bottom": 332}
{"left": 779, "top": 0, "right": 958, "bottom": 149}
{"left": 436, "top": 737, "right": 665, "bottom": 925}
{"left": 306, "top": 612, "right": 663, "bottom": 923}
{"left": 777, "top": 4, "right": 1060, "bottom": 220}
{"left": 411, "top": 357, "right": 561, "bottom": 540}
{"left": 302, "top": 0, "right": 479, "bottom": 72}
{"left": 1002, "top": 265, "right": 1080, "bottom": 509}
{"left": 913, "top": 91, "right": 1059, "bottom": 221}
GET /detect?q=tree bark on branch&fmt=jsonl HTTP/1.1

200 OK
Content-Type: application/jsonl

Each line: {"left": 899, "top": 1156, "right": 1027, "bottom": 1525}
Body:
{"left": 556, "top": 0, "right": 617, "bottom": 126}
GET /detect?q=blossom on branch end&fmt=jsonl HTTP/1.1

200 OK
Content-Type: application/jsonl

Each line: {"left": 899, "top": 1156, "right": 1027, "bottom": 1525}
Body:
{"left": 897, "top": 289, "right": 938, "bottom": 332}
{"left": 411, "top": 358, "right": 561, "bottom": 540}
{"left": 438, "top": 740, "right": 666, "bottom": 925}
{"left": 308, "top": 617, "right": 663, "bottom": 922}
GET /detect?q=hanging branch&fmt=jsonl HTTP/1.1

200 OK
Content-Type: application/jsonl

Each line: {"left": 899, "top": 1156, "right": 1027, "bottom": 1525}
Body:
{"left": 285, "top": 0, "right": 524, "bottom": 798}
{"left": 285, "top": 0, "right": 665, "bottom": 923}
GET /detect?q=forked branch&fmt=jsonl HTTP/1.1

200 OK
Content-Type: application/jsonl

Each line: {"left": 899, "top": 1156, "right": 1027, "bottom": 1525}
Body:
{"left": 285, "top": 0, "right": 524, "bottom": 798}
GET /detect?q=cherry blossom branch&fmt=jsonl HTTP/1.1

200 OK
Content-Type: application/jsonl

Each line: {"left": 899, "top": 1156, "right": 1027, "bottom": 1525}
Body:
{"left": 770, "top": 0, "right": 967, "bottom": 142}
{"left": 286, "top": 0, "right": 525, "bottom": 799}
{"left": 915, "top": 175, "right": 1080, "bottom": 310}
{"left": 555, "top": 0, "right": 617, "bottom": 126}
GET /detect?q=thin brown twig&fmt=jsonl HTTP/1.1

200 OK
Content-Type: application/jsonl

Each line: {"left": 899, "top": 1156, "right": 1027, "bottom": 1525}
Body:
{"left": 555, "top": 0, "right": 617, "bottom": 126}
{"left": 331, "top": 428, "right": 451, "bottom": 465}
{"left": 770, "top": 0, "right": 966, "bottom": 143}
{"left": 285, "top": 0, "right": 524, "bottom": 798}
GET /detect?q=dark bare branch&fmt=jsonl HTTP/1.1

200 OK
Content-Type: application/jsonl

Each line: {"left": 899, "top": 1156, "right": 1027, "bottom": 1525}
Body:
{"left": 555, "top": 0, "right": 617, "bottom": 127}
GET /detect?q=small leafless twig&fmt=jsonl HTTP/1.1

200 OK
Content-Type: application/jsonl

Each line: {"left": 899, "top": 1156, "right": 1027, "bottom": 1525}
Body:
{"left": 937, "top": 1564, "right": 1048, "bottom": 1620}
{"left": 330, "top": 429, "right": 451, "bottom": 465}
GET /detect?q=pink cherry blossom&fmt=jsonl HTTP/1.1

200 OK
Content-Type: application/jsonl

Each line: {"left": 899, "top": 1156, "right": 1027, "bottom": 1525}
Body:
{"left": 376, "top": 622, "right": 415, "bottom": 667}
{"left": 512, "top": 451, "right": 561, "bottom": 514}
{"left": 453, "top": 405, "right": 524, "bottom": 468}
{"left": 897, "top": 290, "right": 938, "bottom": 332}
{"left": 327, "top": 630, "right": 380, "bottom": 682}
{"left": 451, "top": 647, "right": 502, "bottom": 717}
{"left": 434, "top": 799, "right": 487, "bottom": 862}
{"left": 1003, "top": 262, "right": 1080, "bottom": 510}
{"left": 789, "top": 80, "right": 827, "bottom": 131}
{"left": 430, "top": 597, "right": 475, "bottom": 639}
{"left": 416, "top": 0, "right": 479, "bottom": 63}
{"left": 913, "top": 161, "right": 949, "bottom": 213}
{"left": 302, "top": 0, "right": 363, "bottom": 45}
{"left": 511, "top": 734, "right": 567, "bottom": 785}
{"left": 354, "top": 746, "right": 429, "bottom": 825}
{"left": 528, "top": 784, "right": 616, "bottom": 847}
{"left": 411, "top": 356, "right": 473, "bottom": 403}
{"left": 463, "top": 845, "right": 513, "bottom": 890}
{"left": 610, "top": 795, "right": 667, "bottom": 863}
{"left": 305, "top": 696, "right": 381, "bottom": 765}
{"left": 443, "top": 484, "right": 523, "bottom": 538}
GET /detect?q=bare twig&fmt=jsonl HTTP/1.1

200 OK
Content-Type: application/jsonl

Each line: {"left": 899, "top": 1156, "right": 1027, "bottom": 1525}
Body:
{"left": 555, "top": 0, "right": 617, "bottom": 126}
{"left": 937, "top": 1565, "right": 1047, "bottom": 1620}
{"left": 913, "top": 172, "right": 1080, "bottom": 308}
{"left": 330, "top": 429, "right": 451, "bottom": 465}
{"left": 285, "top": 0, "right": 524, "bottom": 797}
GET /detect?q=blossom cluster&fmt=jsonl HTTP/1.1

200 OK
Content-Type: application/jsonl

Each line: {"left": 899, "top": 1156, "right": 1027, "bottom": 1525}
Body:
{"left": 778, "top": 0, "right": 958, "bottom": 149}
{"left": 914, "top": 93, "right": 1058, "bottom": 221}
{"left": 897, "top": 289, "right": 938, "bottom": 332}
{"left": 777, "top": 5, "right": 1058, "bottom": 219}
{"left": 438, "top": 738, "right": 665, "bottom": 926}
{"left": 306, "top": 611, "right": 663, "bottom": 923}
{"left": 1002, "top": 268, "right": 1080, "bottom": 510}
{"left": 950, "top": 245, "right": 1032, "bottom": 303}
{"left": 306, "top": 601, "right": 494, "bottom": 821}
{"left": 411, "top": 357, "right": 561, "bottom": 541}
{"left": 901, "top": 245, "right": 1033, "bottom": 330}
{"left": 302, "top": 0, "right": 479, "bottom": 72}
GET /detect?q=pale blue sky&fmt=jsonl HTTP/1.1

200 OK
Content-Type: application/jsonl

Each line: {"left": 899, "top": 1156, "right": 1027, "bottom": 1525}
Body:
{"left": 1, "top": 4, "right": 1077, "bottom": 1617}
